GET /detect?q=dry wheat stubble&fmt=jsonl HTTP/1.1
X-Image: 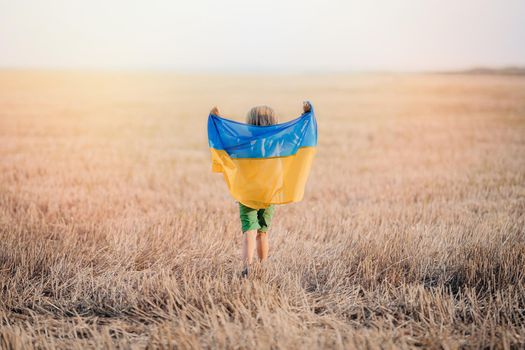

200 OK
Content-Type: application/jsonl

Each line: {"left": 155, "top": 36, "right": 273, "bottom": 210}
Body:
{"left": 0, "top": 71, "right": 524, "bottom": 349}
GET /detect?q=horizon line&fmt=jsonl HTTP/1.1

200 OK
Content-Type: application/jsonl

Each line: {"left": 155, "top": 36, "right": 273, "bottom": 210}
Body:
{"left": 0, "top": 65, "right": 524, "bottom": 76}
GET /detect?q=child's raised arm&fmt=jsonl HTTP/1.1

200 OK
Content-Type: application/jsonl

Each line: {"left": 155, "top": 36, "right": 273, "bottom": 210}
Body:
{"left": 210, "top": 106, "right": 220, "bottom": 116}
{"left": 303, "top": 101, "right": 312, "bottom": 113}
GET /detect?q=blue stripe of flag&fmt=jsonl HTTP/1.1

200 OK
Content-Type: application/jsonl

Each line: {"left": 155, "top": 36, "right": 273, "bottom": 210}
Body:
{"left": 208, "top": 110, "right": 317, "bottom": 159}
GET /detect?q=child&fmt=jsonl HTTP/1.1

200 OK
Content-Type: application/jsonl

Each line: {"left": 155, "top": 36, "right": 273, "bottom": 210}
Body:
{"left": 210, "top": 102, "right": 312, "bottom": 277}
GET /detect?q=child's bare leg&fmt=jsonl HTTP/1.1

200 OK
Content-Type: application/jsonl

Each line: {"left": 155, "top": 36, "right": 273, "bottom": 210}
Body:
{"left": 242, "top": 230, "right": 257, "bottom": 267}
{"left": 256, "top": 231, "right": 269, "bottom": 262}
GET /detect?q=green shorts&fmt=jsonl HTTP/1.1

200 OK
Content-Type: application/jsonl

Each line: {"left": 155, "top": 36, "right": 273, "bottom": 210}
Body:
{"left": 239, "top": 203, "right": 275, "bottom": 233}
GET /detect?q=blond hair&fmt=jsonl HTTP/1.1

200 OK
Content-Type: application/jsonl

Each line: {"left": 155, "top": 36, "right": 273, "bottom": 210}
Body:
{"left": 246, "top": 105, "right": 277, "bottom": 126}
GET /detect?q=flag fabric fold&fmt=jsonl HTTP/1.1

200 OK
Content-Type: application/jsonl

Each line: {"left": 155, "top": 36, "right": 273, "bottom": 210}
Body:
{"left": 207, "top": 107, "right": 317, "bottom": 209}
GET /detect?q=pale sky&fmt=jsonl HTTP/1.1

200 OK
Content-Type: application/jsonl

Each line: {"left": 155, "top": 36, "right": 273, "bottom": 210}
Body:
{"left": 1, "top": 0, "right": 524, "bottom": 72}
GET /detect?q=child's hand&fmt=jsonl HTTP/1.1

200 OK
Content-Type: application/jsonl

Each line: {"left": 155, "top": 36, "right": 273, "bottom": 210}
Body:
{"left": 210, "top": 106, "right": 220, "bottom": 116}
{"left": 303, "top": 101, "right": 312, "bottom": 113}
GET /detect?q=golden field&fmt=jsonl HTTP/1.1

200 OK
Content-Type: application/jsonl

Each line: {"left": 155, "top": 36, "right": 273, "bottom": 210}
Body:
{"left": 0, "top": 70, "right": 524, "bottom": 349}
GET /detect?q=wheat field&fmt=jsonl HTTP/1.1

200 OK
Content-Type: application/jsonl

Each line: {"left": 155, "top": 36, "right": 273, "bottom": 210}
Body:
{"left": 0, "top": 70, "right": 524, "bottom": 349}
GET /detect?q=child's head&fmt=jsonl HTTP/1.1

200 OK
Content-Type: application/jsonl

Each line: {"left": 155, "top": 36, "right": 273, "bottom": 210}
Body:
{"left": 246, "top": 106, "right": 277, "bottom": 126}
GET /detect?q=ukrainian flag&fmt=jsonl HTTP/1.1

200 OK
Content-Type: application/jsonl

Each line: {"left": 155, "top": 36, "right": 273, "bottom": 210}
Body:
{"left": 208, "top": 106, "right": 317, "bottom": 209}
